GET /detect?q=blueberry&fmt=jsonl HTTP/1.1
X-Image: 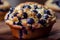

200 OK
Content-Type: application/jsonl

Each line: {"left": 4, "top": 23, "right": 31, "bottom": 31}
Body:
{"left": 22, "top": 5, "right": 26, "bottom": 8}
{"left": 17, "top": 22, "right": 22, "bottom": 26}
{"left": 0, "top": 0, "right": 3, "bottom": 4}
{"left": 17, "top": 16, "right": 21, "bottom": 20}
{"left": 36, "top": 13, "right": 41, "bottom": 18}
{"left": 23, "top": 29, "right": 28, "bottom": 34}
{"left": 13, "top": 12, "right": 18, "bottom": 16}
{"left": 7, "top": 14, "right": 10, "bottom": 17}
{"left": 44, "top": 10, "right": 51, "bottom": 15}
{"left": 44, "top": 14, "right": 49, "bottom": 19}
{"left": 20, "top": 27, "right": 28, "bottom": 35}
{"left": 29, "top": 26, "right": 35, "bottom": 32}
{"left": 11, "top": 16, "right": 14, "bottom": 18}
{"left": 23, "top": 12, "right": 28, "bottom": 19}
{"left": 22, "top": 5, "right": 31, "bottom": 9}
{"left": 9, "top": 7, "right": 14, "bottom": 13}
{"left": 34, "top": 5, "right": 38, "bottom": 9}
{"left": 27, "top": 5, "right": 31, "bottom": 9}
{"left": 13, "top": 22, "right": 22, "bottom": 26}
{"left": 27, "top": 18, "right": 34, "bottom": 24}
{"left": 38, "top": 20, "right": 46, "bottom": 25}
{"left": 19, "top": 29, "right": 23, "bottom": 39}
{"left": 33, "top": 10, "right": 38, "bottom": 14}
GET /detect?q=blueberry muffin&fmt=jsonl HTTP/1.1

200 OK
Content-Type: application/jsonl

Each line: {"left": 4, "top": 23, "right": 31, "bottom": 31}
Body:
{"left": 5, "top": 2, "right": 56, "bottom": 39}
{"left": 0, "top": 0, "right": 10, "bottom": 21}
{"left": 45, "top": 0, "right": 60, "bottom": 12}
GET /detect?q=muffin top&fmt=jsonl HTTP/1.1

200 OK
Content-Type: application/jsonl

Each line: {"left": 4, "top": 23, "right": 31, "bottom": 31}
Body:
{"left": 5, "top": 2, "right": 56, "bottom": 29}
{"left": 0, "top": 0, "right": 10, "bottom": 12}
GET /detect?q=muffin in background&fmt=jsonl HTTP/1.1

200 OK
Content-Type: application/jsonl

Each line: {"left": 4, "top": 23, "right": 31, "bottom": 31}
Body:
{"left": 45, "top": 0, "right": 60, "bottom": 12}
{"left": 0, "top": 0, "right": 10, "bottom": 21}
{"left": 5, "top": 2, "right": 56, "bottom": 39}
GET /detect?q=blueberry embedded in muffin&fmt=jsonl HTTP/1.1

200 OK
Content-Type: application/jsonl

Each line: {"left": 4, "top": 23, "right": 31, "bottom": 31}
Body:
{"left": 23, "top": 12, "right": 28, "bottom": 19}
{"left": 38, "top": 19, "right": 46, "bottom": 26}
{"left": 44, "top": 9, "right": 51, "bottom": 15}
{"left": 36, "top": 13, "right": 41, "bottom": 18}
{"left": 27, "top": 18, "right": 35, "bottom": 24}
{"left": 32, "top": 10, "right": 38, "bottom": 14}
{"left": 5, "top": 7, "right": 14, "bottom": 20}
{"left": 43, "top": 14, "right": 49, "bottom": 19}
{"left": 9, "top": 7, "right": 15, "bottom": 13}
{"left": 22, "top": 5, "right": 31, "bottom": 9}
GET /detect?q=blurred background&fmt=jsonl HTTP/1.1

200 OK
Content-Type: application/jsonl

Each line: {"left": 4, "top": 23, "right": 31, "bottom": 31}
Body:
{"left": 0, "top": 0, "right": 60, "bottom": 40}
{"left": 7, "top": 0, "right": 47, "bottom": 7}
